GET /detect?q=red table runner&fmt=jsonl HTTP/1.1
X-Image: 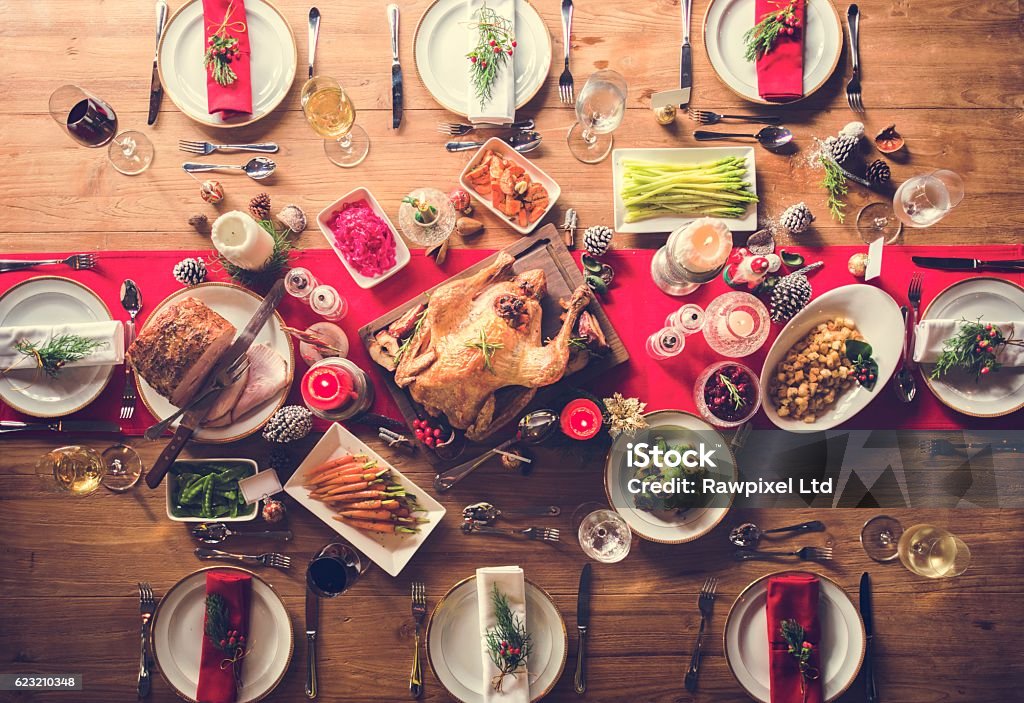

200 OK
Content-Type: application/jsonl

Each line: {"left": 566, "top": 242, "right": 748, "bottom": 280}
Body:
{"left": 1, "top": 244, "right": 1021, "bottom": 434}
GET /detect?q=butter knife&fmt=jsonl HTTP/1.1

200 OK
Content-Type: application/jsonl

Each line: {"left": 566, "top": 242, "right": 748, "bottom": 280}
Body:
{"left": 573, "top": 563, "right": 592, "bottom": 694}
{"left": 305, "top": 586, "right": 320, "bottom": 699}
{"left": 388, "top": 4, "right": 403, "bottom": 129}
{"left": 145, "top": 280, "right": 286, "bottom": 489}
{"left": 860, "top": 572, "right": 878, "bottom": 703}
{"left": 148, "top": 0, "right": 168, "bottom": 125}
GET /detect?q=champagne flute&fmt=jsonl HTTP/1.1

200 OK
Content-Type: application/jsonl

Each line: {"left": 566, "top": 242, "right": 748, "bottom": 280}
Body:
{"left": 894, "top": 170, "right": 964, "bottom": 228}
{"left": 567, "top": 69, "right": 627, "bottom": 164}
{"left": 301, "top": 76, "right": 369, "bottom": 168}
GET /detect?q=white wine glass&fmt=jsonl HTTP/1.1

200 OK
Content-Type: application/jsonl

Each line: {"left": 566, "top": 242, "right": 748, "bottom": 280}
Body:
{"left": 567, "top": 69, "right": 627, "bottom": 164}
{"left": 894, "top": 169, "right": 964, "bottom": 228}
{"left": 897, "top": 524, "right": 971, "bottom": 578}
{"left": 301, "top": 76, "right": 369, "bottom": 168}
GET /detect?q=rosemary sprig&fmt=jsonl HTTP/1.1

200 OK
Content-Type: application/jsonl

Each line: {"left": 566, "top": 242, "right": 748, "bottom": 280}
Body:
{"left": 464, "top": 328, "right": 504, "bottom": 373}
{"left": 819, "top": 153, "right": 848, "bottom": 223}
{"left": 466, "top": 2, "right": 516, "bottom": 106}
{"left": 743, "top": 0, "right": 800, "bottom": 62}
{"left": 12, "top": 335, "right": 105, "bottom": 378}
{"left": 484, "top": 584, "right": 532, "bottom": 693}
{"left": 931, "top": 318, "right": 1023, "bottom": 381}
{"left": 718, "top": 373, "right": 745, "bottom": 410}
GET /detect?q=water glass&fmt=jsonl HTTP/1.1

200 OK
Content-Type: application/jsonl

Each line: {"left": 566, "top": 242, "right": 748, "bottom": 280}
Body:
{"left": 577, "top": 508, "right": 632, "bottom": 563}
{"left": 567, "top": 69, "right": 627, "bottom": 164}
{"left": 894, "top": 170, "right": 964, "bottom": 228}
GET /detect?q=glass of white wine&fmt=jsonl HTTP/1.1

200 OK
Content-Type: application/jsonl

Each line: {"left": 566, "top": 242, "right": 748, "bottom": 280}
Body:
{"left": 897, "top": 523, "right": 971, "bottom": 578}
{"left": 894, "top": 169, "right": 964, "bottom": 228}
{"left": 567, "top": 69, "right": 627, "bottom": 164}
{"left": 36, "top": 445, "right": 106, "bottom": 496}
{"left": 301, "top": 76, "right": 369, "bottom": 168}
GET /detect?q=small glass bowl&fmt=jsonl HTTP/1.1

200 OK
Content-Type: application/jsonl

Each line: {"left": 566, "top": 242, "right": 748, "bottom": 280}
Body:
{"left": 703, "top": 292, "right": 770, "bottom": 358}
{"left": 694, "top": 361, "right": 762, "bottom": 428}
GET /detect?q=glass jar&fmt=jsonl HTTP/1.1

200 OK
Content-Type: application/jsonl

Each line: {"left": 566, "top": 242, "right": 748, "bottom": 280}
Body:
{"left": 694, "top": 361, "right": 762, "bottom": 428}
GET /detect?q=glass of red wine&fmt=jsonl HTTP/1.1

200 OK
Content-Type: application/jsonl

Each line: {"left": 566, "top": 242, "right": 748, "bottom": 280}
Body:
{"left": 306, "top": 542, "right": 367, "bottom": 598}
{"left": 49, "top": 84, "right": 154, "bottom": 175}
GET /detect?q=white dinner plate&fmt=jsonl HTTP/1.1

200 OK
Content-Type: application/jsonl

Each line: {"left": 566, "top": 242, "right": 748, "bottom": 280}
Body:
{"left": 135, "top": 283, "right": 293, "bottom": 443}
{"left": 0, "top": 276, "right": 115, "bottom": 418}
{"left": 158, "top": 0, "right": 296, "bottom": 127}
{"left": 414, "top": 0, "right": 551, "bottom": 116}
{"left": 152, "top": 567, "right": 293, "bottom": 703}
{"left": 920, "top": 277, "right": 1024, "bottom": 417}
{"left": 612, "top": 147, "right": 758, "bottom": 233}
{"left": 426, "top": 576, "right": 567, "bottom": 703}
{"left": 603, "top": 410, "right": 736, "bottom": 544}
{"left": 704, "top": 0, "right": 842, "bottom": 104}
{"left": 760, "top": 284, "right": 903, "bottom": 432}
{"left": 284, "top": 423, "right": 447, "bottom": 577}
{"left": 724, "top": 571, "right": 864, "bottom": 703}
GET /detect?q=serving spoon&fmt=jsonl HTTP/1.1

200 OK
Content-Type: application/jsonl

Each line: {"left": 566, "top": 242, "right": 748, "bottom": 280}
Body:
{"left": 729, "top": 520, "right": 826, "bottom": 548}
{"left": 445, "top": 130, "right": 543, "bottom": 153}
{"left": 693, "top": 126, "right": 793, "bottom": 151}
{"left": 182, "top": 156, "right": 277, "bottom": 180}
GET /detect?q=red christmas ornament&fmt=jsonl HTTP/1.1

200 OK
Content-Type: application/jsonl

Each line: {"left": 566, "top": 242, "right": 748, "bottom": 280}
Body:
{"left": 261, "top": 496, "right": 286, "bottom": 523}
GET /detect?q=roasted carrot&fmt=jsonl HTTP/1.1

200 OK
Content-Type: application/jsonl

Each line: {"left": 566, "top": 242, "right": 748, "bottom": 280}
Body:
{"left": 339, "top": 498, "right": 400, "bottom": 511}
{"left": 313, "top": 469, "right": 387, "bottom": 489}
{"left": 314, "top": 481, "right": 386, "bottom": 498}
{"left": 322, "top": 491, "right": 403, "bottom": 505}
{"left": 331, "top": 517, "right": 414, "bottom": 534}
{"left": 304, "top": 464, "right": 380, "bottom": 489}
{"left": 334, "top": 509, "right": 395, "bottom": 521}
{"left": 304, "top": 455, "right": 363, "bottom": 479}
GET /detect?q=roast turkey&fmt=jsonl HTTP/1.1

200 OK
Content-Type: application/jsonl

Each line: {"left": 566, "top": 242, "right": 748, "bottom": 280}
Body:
{"left": 392, "top": 253, "right": 591, "bottom": 440}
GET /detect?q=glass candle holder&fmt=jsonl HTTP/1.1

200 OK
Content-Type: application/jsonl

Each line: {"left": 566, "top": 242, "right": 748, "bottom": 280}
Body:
{"left": 398, "top": 188, "right": 457, "bottom": 247}
{"left": 694, "top": 361, "right": 762, "bottom": 428}
{"left": 301, "top": 357, "right": 374, "bottom": 421}
{"left": 651, "top": 219, "right": 733, "bottom": 296}
{"left": 309, "top": 284, "right": 348, "bottom": 321}
{"left": 703, "top": 292, "right": 770, "bottom": 358}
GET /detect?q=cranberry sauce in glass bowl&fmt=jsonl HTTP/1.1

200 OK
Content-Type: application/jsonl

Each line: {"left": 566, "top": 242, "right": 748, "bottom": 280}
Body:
{"left": 694, "top": 361, "right": 762, "bottom": 428}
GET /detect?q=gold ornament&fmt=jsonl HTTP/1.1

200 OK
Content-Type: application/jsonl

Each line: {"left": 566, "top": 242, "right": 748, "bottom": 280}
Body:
{"left": 848, "top": 252, "right": 869, "bottom": 278}
{"left": 654, "top": 104, "right": 676, "bottom": 125}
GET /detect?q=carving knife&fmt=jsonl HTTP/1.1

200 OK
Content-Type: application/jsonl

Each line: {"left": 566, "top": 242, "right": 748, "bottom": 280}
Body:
{"left": 860, "top": 572, "right": 878, "bottom": 703}
{"left": 0, "top": 420, "right": 121, "bottom": 434}
{"left": 145, "top": 279, "right": 286, "bottom": 488}
{"left": 652, "top": 0, "right": 692, "bottom": 109}
{"left": 911, "top": 255, "right": 1024, "bottom": 272}
{"left": 305, "top": 586, "right": 320, "bottom": 698}
{"left": 388, "top": 4, "right": 403, "bottom": 128}
{"left": 573, "top": 563, "right": 592, "bottom": 694}
{"left": 148, "top": 0, "right": 168, "bottom": 125}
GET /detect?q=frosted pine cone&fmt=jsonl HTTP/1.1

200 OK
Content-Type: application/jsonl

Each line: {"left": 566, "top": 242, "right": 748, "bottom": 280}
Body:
{"left": 583, "top": 225, "right": 614, "bottom": 256}
{"left": 262, "top": 406, "right": 313, "bottom": 443}
{"left": 173, "top": 258, "right": 207, "bottom": 287}
{"left": 779, "top": 202, "right": 815, "bottom": 235}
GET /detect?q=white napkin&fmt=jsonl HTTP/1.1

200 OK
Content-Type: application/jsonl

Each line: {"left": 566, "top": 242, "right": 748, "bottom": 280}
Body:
{"left": 0, "top": 321, "right": 124, "bottom": 371}
{"left": 467, "top": 0, "right": 516, "bottom": 125}
{"left": 477, "top": 566, "right": 528, "bottom": 703}
{"left": 913, "top": 319, "right": 1024, "bottom": 365}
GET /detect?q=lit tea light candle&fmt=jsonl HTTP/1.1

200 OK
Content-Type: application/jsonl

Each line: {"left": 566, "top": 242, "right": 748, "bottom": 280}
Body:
{"left": 302, "top": 364, "right": 357, "bottom": 412}
{"left": 560, "top": 398, "right": 603, "bottom": 441}
{"left": 727, "top": 307, "right": 756, "bottom": 338}
{"left": 669, "top": 218, "right": 733, "bottom": 276}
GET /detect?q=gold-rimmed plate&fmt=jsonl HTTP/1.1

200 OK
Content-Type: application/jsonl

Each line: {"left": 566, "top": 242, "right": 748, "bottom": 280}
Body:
{"left": 724, "top": 570, "right": 864, "bottom": 703}
{"left": 426, "top": 575, "right": 567, "bottom": 703}
{"left": 151, "top": 566, "right": 293, "bottom": 703}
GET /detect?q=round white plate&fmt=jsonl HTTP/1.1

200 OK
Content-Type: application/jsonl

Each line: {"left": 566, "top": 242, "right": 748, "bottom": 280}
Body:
{"left": 920, "top": 277, "right": 1024, "bottom": 417}
{"left": 0, "top": 276, "right": 115, "bottom": 418}
{"left": 414, "top": 0, "right": 551, "bottom": 116}
{"left": 724, "top": 571, "right": 864, "bottom": 703}
{"left": 760, "top": 284, "right": 903, "bottom": 432}
{"left": 152, "top": 567, "right": 293, "bottom": 703}
{"left": 704, "top": 0, "right": 842, "bottom": 103}
{"left": 136, "top": 283, "right": 293, "bottom": 443}
{"left": 603, "top": 410, "right": 736, "bottom": 544}
{"left": 158, "top": 0, "right": 296, "bottom": 127}
{"left": 426, "top": 577, "right": 567, "bottom": 703}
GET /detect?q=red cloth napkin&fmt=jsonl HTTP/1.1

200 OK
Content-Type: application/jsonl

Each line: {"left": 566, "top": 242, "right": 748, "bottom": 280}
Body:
{"left": 755, "top": 0, "right": 805, "bottom": 101}
{"left": 197, "top": 570, "right": 252, "bottom": 703}
{"left": 203, "top": 0, "right": 253, "bottom": 117}
{"left": 766, "top": 572, "right": 823, "bottom": 703}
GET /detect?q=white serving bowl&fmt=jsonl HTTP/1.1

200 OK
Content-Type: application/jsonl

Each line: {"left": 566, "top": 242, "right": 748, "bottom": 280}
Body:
{"left": 165, "top": 458, "right": 259, "bottom": 523}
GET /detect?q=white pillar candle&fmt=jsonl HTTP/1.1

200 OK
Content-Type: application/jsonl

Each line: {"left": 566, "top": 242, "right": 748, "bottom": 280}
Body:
{"left": 211, "top": 210, "right": 276, "bottom": 271}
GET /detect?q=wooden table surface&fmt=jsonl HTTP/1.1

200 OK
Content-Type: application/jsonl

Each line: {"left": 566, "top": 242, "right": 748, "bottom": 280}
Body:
{"left": 1, "top": 0, "right": 1023, "bottom": 701}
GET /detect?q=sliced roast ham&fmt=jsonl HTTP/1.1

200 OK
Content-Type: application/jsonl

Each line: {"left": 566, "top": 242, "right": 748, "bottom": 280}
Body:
{"left": 231, "top": 343, "right": 288, "bottom": 422}
{"left": 203, "top": 364, "right": 250, "bottom": 427}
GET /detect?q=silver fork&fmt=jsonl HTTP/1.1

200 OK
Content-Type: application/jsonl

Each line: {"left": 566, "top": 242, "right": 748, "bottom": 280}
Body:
{"left": 687, "top": 109, "right": 782, "bottom": 126}
{"left": 0, "top": 253, "right": 97, "bottom": 274}
{"left": 559, "top": 0, "right": 575, "bottom": 104}
{"left": 194, "top": 547, "right": 292, "bottom": 570}
{"left": 920, "top": 438, "right": 1024, "bottom": 456}
{"left": 436, "top": 118, "right": 535, "bottom": 136}
{"left": 137, "top": 582, "right": 156, "bottom": 698}
{"left": 178, "top": 140, "right": 279, "bottom": 155}
{"left": 410, "top": 582, "right": 427, "bottom": 698}
{"left": 143, "top": 355, "right": 250, "bottom": 439}
{"left": 907, "top": 272, "right": 923, "bottom": 370}
{"left": 734, "top": 546, "right": 835, "bottom": 561}
{"left": 461, "top": 522, "right": 560, "bottom": 543}
{"left": 845, "top": 5, "right": 863, "bottom": 112}
{"left": 684, "top": 577, "right": 718, "bottom": 692}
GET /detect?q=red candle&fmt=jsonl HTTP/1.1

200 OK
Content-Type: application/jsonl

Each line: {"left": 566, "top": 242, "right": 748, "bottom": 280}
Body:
{"left": 560, "top": 398, "right": 603, "bottom": 441}
{"left": 302, "top": 365, "right": 357, "bottom": 412}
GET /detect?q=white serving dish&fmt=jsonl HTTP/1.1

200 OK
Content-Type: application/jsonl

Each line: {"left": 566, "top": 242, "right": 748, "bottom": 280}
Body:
{"left": 759, "top": 284, "right": 904, "bottom": 432}
{"left": 611, "top": 146, "right": 758, "bottom": 233}
{"left": 285, "top": 423, "right": 446, "bottom": 577}
{"left": 316, "top": 187, "right": 411, "bottom": 289}
{"left": 166, "top": 458, "right": 259, "bottom": 523}
{"left": 458, "top": 137, "right": 560, "bottom": 235}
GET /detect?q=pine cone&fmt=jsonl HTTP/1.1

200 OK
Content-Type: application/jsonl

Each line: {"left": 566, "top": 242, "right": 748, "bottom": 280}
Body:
{"left": 825, "top": 133, "right": 859, "bottom": 165}
{"left": 583, "top": 225, "right": 614, "bottom": 256}
{"left": 188, "top": 213, "right": 209, "bottom": 233}
{"left": 266, "top": 446, "right": 297, "bottom": 474}
{"left": 769, "top": 271, "right": 813, "bottom": 322}
{"left": 779, "top": 202, "right": 815, "bottom": 235}
{"left": 866, "top": 159, "right": 891, "bottom": 185}
{"left": 262, "top": 405, "right": 313, "bottom": 443}
{"left": 173, "top": 257, "right": 207, "bottom": 287}
{"left": 249, "top": 192, "right": 272, "bottom": 221}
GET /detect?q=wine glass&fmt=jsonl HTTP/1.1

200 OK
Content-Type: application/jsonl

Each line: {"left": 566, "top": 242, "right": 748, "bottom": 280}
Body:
{"left": 301, "top": 76, "right": 369, "bottom": 168}
{"left": 575, "top": 506, "right": 632, "bottom": 563}
{"left": 49, "top": 85, "right": 153, "bottom": 175}
{"left": 897, "top": 524, "right": 971, "bottom": 578}
{"left": 306, "top": 542, "right": 368, "bottom": 598}
{"left": 567, "top": 69, "right": 627, "bottom": 164}
{"left": 856, "top": 202, "right": 903, "bottom": 244}
{"left": 894, "top": 170, "right": 964, "bottom": 228}
{"left": 860, "top": 514, "right": 903, "bottom": 562}
{"left": 35, "top": 445, "right": 106, "bottom": 496}
{"left": 100, "top": 444, "right": 143, "bottom": 492}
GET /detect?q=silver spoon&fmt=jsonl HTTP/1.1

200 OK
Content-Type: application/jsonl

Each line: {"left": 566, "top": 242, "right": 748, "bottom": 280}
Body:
{"left": 462, "top": 501, "right": 561, "bottom": 523}
{"left": 445, "top": 130, "right": 543, "bottom": 153}
{"left": 182, "top": 156, "right": 276, "bottom": 180}
{"left": 307, "top": 7, "right": 320, "bottom": 80}
{"left": 729, "top": 520, "right": 826, "bottom": 548}
{"left": 191, "top": 521, "right": 293, "bottom": 544}
{"left": 693, "top": 126, "right": 794, "bottom": 151}
{"left": 894, "top": 306, "right": 917, "bottom": 403}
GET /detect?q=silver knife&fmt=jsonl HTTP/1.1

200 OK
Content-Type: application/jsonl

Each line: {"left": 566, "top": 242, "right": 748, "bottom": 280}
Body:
{"left": 388, "top": 4, "right": 403, "bottom": 129}
{"left": 573, "top": 563, "right": 592, "bottom": 694}
{"left": 860, "top": 572, "right": 878, "bottom": 703}
{"left": 679, "top": 0, "right": 693, "bottom": 106}
{"left": 308, "top": 7, "right": 321, "bottom": 80}
{"left": 912, "top": 256, "right": 1024, "bottom": 272}
{"left": 0, "top": 420, "right": 121, "bottom": 434}
{"left": 148, "top": 0, "right": 168, "bottom": 126}
{"left": 145, "top": 280, "right": 286, "bottom": 489}
{"left": 305, "top": 587, "right": 320, "bottom": 699}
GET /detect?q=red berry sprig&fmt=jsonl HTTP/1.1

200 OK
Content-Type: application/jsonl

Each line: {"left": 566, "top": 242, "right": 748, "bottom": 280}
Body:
{"left": 466, "top": 2, "right": 517, "bottom": 105}
{"left": 932, "top": 319, "right": 1024, "bottom": 381}
{"left": 743, "top": 0, "right": 801, "bottom": 62}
